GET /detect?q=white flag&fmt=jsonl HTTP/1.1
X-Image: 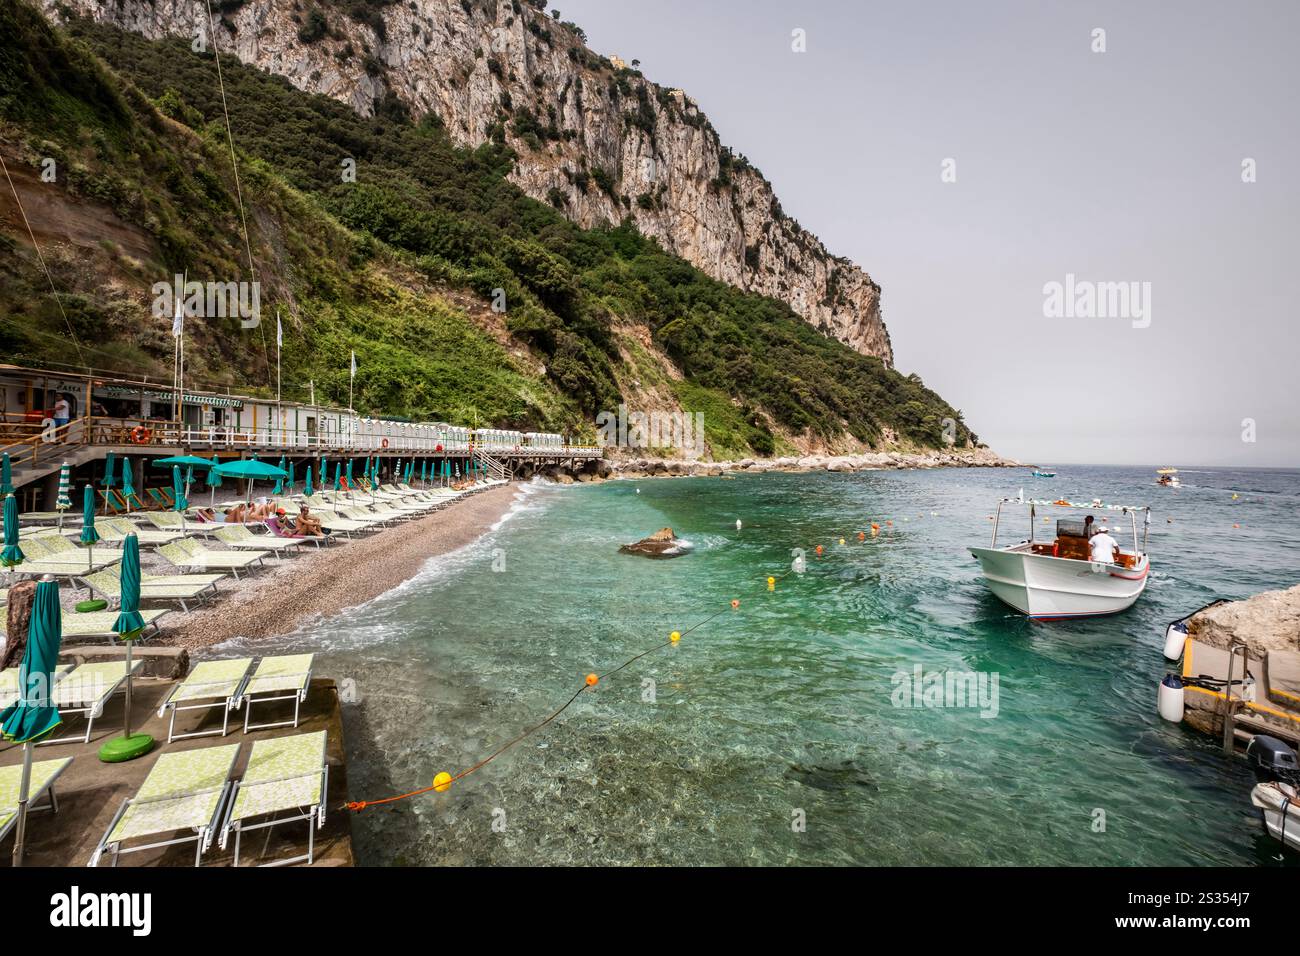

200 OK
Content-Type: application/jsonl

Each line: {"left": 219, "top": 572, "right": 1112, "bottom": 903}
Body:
{"left": 276, "top": 312, "right": 283, "bottom": 350}
{"left": 350, "top": 350, "right": 357, "bottom": 378}
{"left": 172, "top": 297, "right": 184, "bottom": 337}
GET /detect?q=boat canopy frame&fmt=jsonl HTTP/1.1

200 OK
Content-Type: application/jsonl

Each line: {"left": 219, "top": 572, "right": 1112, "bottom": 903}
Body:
{"left": 990, "top": 495, "right": 1151, "bottom": 557}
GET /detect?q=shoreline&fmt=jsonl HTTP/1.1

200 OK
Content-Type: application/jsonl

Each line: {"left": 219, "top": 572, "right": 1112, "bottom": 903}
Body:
{"left": 157, "top": 484, "right": 518, "bottom": 652}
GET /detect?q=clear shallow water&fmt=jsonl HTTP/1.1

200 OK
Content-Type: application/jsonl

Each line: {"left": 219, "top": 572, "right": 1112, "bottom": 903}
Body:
{"left": 223, "top": 466, "right": 1300, "bottom": 865}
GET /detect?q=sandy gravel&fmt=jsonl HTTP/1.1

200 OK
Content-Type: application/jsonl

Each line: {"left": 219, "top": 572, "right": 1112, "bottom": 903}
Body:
{"left": 158, "top": 485, "right": 517, "bottom": 651}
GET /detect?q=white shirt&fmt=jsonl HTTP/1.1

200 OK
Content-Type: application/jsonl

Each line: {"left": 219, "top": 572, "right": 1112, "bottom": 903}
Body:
{"left": 53, "top": 399, "right": 69, "bottom": 418}
{"left": 1089, "top": 531, "right": 1119, "bottom": 564}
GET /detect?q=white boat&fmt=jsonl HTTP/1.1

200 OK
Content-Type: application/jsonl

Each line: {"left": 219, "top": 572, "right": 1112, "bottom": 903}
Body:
{"left": 969, "top": 494, "right": 1152, "bottom": 620}
{"left": 1247, "top": 736, "right": 1300, "bottom": 853}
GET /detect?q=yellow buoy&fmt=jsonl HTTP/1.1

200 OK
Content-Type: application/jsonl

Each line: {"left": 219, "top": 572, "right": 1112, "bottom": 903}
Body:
{"left": 432, "top": 772, "right": 453, "bottom": 793}
{"left": 670, "top": 630, "right": 681, "bottom": 643}
{"left": 839, "top": 538, "right": 846, "bottom": 546}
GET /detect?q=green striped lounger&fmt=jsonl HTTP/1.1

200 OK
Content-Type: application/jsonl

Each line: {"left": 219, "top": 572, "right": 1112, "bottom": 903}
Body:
{"left": 158, "top": 658, "right": 254, "bottom": 743}
{"left": 90, "top": 744, "right": 240, "bottom": 867}
{"left": 220, "top": 731, "right": 328, "bottom": 866}
{"left": 1, "top": 757, "right": 74, "bottom": 846}
{"left": 239, "top": 655, "right": 314, "bottom": 732}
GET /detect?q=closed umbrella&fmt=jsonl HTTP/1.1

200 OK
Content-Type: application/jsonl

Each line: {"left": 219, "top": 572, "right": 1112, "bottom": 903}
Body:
{"left": 120, "top": 455, "right": 135, "bottom": 512}
{"left": 99, "top": 450, "right": 115, "bottom": 514}
{"left": 420, "top": 460, "right": 427, "bottom": 487}
{"left": 2, "top": 494, "right": 24, "bottom": 577}
{"left": 273, "top": 456, "right": 286, "bottom": 495}
{"left": 172, "top": 466, "right": 188, "bottom": 531}
{"left": 304, "top": 466, "right": 314, "bottom": 498}
{"left": 346, "top": 459, "right": 355, "bottom": 502}
{"left": 0, "top": 575, "right": 63, "bottom": 866}
{"left": 333, "top": 461, "right": 341, "bottom": 492}
{"left": 184, "top": 465, "right": 195, "bottom": 501}
{"left": 287, "top": 461, "right": 296, "bottom": 497}
{"left": 0, "top": 452, "right": 13, "bottom": 496}
{"left": 55, "top": 462, "right": 72, "bottom": 530}
{"left": 206, "top": 455, "right": 222, "bottom": 507}
{"left": 98, "top": 534, "right": 153, "bottom": 763}
{"left": 79, "top": 485, "right": 99, "bottom": 568}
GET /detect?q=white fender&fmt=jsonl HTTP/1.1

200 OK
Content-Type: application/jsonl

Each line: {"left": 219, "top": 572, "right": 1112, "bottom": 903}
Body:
{"left": 1158, "top": 674, "right": 1185, "bottom": 723}
{"left": 1163, "top": 620, "right": 1189, "bottom": 660}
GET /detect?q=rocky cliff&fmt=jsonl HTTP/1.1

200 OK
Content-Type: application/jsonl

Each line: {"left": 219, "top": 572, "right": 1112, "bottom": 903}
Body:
{"left": 41, "top": 0, "right": 894, "bottom": 365}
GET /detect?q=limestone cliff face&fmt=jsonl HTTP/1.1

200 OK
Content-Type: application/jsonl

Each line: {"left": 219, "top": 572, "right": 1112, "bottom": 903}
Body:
{"left": 42, "top": 0, "right": 893, "bottom": 364}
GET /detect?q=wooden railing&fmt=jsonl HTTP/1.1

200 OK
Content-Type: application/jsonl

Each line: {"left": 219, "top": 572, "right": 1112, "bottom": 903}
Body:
{"left": 0, "top": 414, "right": 603, "bottom": 464}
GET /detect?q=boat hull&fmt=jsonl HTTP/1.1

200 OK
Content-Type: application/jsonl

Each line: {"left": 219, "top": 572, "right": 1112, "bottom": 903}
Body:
{"left": 1250, "top": 783, "right": 1300, "bottom": 852}
{"left": 968, "top": 546, "right": 1149, "bottom": 619}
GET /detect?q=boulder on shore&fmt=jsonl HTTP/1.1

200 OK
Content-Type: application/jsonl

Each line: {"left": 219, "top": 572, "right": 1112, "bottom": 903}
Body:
{"left": 1188, "top": 583, "right": 1300, "bottom": 659}
{"left": 619, "top": 527, "right": 692, "bottom": 559}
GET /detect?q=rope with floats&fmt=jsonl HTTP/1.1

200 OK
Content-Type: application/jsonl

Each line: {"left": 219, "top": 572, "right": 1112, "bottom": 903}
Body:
{"left": 342, "top": 553, "right": 822, "bottom": 813}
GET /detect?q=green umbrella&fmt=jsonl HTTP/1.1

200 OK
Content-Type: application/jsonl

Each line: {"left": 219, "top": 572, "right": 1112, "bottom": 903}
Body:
{"left": 273, "top": 456, "right": 287, "bottom": 495}
{"left": 151, "top": 455, "right": 215, "bottom": 469}
{"left": 420, "top": 460, "right": 427, "bottom": 486}
{"left": 184, "top": 465, "right": 195, "bottom": 499}
{"left": 287, "top": 461, "right": 296, "bottom": 496}
{"left": 100, "top": 533, "right": 153, "bottom": 763}
{"left": 333, "top": 461, "right": 341, "bottom": 491}
{"left": 79, "top": 486, "right": 99, "bottom": 542}
{"left": 212, "top": 459, "right": 288, "bottom": 504}
{"left": 305, "top": 466, "right": 314, "bottom": 498}
{"left": 346, "top": 459, "right": 355, "bottom": 501}
{"left": 100, "top": 451, "right": 115, "bottom": 491}
{"left": 120, "top": 455, "right": 135, "bottom": 511}
{"left": 206, "top": 455, "right": 222, "bottom": 507}
{"left": 2, "top": 493, "right": 24, "bottom": 568}
{"left": 55, "top": 462, "right": 72, "bottom": 529}
{"left": 0, "top": 452, "right": 13, "bottom": 496}
{"left": 172, "top": 465, "right": 188, "bottom": 518}
{"left": 1, "top": 575, "right": 63, "bottom": 865}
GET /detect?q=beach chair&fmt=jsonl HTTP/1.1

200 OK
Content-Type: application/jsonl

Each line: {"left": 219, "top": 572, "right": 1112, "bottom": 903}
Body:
{"left": 97, "top": 489, "right": 126, "bottom": 514}
{"left": 158, "top": 658, "right": 254, "bottom": 743}
{"left": 146, "top": 487, "right": 175, "bottom": 509}
{"left": 62, "top": 608, "right": 170, "bottom": 643}
{"left": 219, "top": 731, "right": 328, "bottom": 867}
{"left": 0, "top": 757, "right": 73, "bottom": 847}
{"left": 82, "top": 563, "right": 223, "bottom": 613}
{"left": 238, "top": 654, "right": 315, "bottom": 732}
{"left": 214, "top": 524, "right": 307, "bottom": 556}
{"left": 307, "top": 509, "right": 368, "bottom": 537}
{"left": 96, "top": 517, "right": 183, "bottom": 546}
{"left": 19, "top": 534, "right": 123, "bottom": 570}
{"left": 158, "top": 540, "right": 264, "bottom": 579}
{"left": 0, "top": 663, "right": 75, "bottom": 709}
{"left": 40, "top": 659, "right": 144, "bottom": 745}
{"left": 90, "top": 744, "right": 240, "bottom": 867}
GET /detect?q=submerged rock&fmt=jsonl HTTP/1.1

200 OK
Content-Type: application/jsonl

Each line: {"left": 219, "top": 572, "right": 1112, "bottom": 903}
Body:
{"left": 619, "top": 527, "right": 692, "bottom": 559}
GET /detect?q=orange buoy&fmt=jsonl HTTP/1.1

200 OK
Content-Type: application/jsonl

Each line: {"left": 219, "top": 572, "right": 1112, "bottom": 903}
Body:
{"left": 730, "top": 599, "right": 740, "bottom": 610}
{"left": 815, "top": 545, "right": 824, "bottom": 556}
{"left": 857, "top": 531, "right": 865, "bottom": 541}
{"left": 585, "top": 673, "right": 599, "bottom": 686}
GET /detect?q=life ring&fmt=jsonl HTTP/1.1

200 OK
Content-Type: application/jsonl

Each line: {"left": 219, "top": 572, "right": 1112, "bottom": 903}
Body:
{"left": 381, "top": 438, "right": 389, "bottom": 449}
{"left": 130, "top": 425, "right": 152, "bottom": 444}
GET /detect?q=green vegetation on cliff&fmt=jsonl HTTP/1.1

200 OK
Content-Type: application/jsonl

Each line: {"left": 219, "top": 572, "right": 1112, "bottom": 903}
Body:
{"left": 0, "top": 3, "right": 977, "bottom": 451}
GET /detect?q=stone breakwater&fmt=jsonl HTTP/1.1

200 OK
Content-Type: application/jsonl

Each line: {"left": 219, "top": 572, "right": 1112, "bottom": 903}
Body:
{"left": 541, "top": 449, "right": 1022, "bottom": 483}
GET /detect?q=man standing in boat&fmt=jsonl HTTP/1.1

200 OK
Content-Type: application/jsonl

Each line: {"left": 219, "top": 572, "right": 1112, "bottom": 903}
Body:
{"left": 1088, "top": 522, "right": 1119, "bottom": 565}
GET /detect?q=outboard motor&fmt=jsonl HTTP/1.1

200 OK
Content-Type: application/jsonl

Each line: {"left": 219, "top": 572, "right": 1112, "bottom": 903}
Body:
{"left": 1246, "top": 735, "right": 1300, "bottom": 786}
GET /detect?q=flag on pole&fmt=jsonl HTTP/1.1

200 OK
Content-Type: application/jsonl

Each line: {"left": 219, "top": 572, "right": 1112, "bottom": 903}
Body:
{"left": 276, "top": 312, "right": 283, "bottom": 349}
{"left": 172, "top": 296, "right": 184, "bottom": 337}
{"left": 350, "top": 351, "right": 357, "bottom": 378}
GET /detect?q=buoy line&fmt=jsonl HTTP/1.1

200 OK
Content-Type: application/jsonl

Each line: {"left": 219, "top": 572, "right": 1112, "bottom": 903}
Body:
{"left": 343, "top": 551, "right": 830, "bottom": 812}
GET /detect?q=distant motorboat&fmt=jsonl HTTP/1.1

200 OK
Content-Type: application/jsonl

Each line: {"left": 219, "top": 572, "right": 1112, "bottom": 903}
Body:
{"left": 969, "top": 494, "right": 1151, "bottom": 619}
{"left": 1157, "top": 472, "right": 1181, "bottom": 488}
{"left": 1031, "top": 470, "right": 1056, "bottom": 478}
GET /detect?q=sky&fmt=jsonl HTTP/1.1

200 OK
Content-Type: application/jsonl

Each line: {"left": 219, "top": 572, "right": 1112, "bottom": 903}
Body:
{"left": 558, "top": 0, "right": 1299, "bottom": 467}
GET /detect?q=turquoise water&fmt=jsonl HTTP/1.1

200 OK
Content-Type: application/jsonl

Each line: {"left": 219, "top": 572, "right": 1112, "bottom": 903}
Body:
{"left": 229, "top": 466, "right": 1300, "bottom": 865}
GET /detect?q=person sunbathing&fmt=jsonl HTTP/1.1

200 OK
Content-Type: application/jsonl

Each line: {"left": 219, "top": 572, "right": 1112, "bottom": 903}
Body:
{"left": 223, "top": 503, "right": 247, "bottom": 523}
{"left": 293, "top": 506, "right": 325, "bottom": 537}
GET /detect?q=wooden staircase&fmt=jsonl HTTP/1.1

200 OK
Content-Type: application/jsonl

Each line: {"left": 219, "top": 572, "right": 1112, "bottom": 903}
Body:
{"left": 471, "top": 449, "right": 510, "bottom": 482}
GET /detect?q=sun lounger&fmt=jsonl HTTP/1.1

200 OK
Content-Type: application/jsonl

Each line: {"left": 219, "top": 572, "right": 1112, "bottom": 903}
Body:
{"left": 214, "top": 524, "right": 307, "bottom": 556}
{"left": 40, "top": 659, "right": 144, "bottom": 745}
{"left": 90, "top": 743, "right": 240, "bottom": 867}
{"left": 0, "top": 756, "right": 74, "bottom": 847}
{"left": 98, "top": 489, "right": 126, "bottom": 514}
{"left": 158, "top": 658, "right": 254, "bottom": 743}
{"left": 158, "top": 540, "right": 264, "bottom": 579}
{"left": 307, "top": 509, "right": 368, "bottom": 537}
{"left": 62, "top": 608, "right": 170, "bottom": 643}
{"left": 238, "top": 654, "right": 315, "bottom": 732}
{"left": 96, "top": 517, "right": 184, "bottom": 546}
{"left": 219, "top": 731, "right": 328, "bottom": 867}
{"left": 82, "top": 562, "right": 223, "bottom": 612}
{"left": 18, "top": 535, "right": 123, "bottom": 571}
{"left": 0, "top": 663, "right": 74, "bottom": 709}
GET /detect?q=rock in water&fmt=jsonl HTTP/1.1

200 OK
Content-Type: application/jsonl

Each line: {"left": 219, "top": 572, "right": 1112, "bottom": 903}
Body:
{"left": 619, "top": 527, "right": 693, "bottom": 559}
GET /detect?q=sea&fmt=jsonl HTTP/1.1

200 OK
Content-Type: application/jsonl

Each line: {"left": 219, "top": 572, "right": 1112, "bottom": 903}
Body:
{"left": 217, "top": 465, "right": 1300, "bottom": 865}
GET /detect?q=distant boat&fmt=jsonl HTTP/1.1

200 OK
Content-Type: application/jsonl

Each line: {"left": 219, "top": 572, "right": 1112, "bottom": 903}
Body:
{"left": 1156, "top": 467, "right": 1178, "bottom": 475}
{"left": 969, "top": 495, "right": 1152, "bottom": 619}
{"left": 1156, "top": 472, "right": 1181, "bottom": 488}
{"left": 1031, "top": 470, "right": 1056, "bottom": 478}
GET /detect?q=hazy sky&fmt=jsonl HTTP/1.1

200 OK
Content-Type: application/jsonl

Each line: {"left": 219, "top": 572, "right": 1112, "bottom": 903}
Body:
{"left": 560, "top": 0, "right": 1299, "bottom": 467}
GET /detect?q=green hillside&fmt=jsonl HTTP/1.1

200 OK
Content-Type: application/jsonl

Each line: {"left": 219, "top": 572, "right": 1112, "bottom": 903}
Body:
{"left": 0, "top": 1, "right": 978, "bottom": 453}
